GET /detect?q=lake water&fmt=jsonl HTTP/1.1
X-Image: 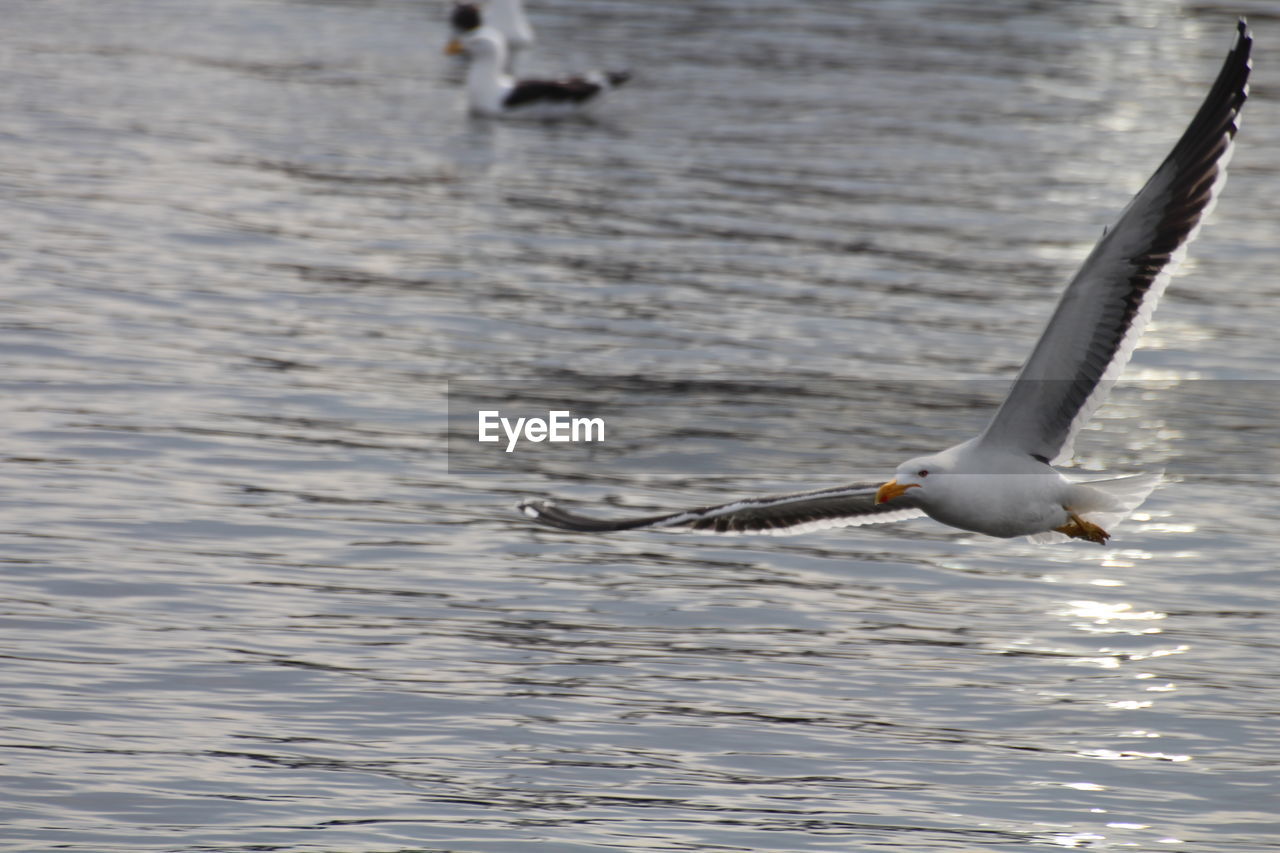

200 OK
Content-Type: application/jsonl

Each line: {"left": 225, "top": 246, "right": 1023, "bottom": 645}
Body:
{"left": 2, "top": 1, "right": 1278, "bottom": 851}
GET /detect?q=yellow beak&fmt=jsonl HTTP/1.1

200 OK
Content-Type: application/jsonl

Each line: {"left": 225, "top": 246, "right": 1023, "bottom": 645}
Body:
{"left": 445, "top": 38, "right": 465, "bottom": 56}
{"left": 875, "top": 479, "right": 920, "bottom": 505}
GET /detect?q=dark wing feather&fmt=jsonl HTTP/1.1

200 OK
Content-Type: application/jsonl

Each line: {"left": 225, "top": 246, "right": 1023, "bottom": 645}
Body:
{"left": 979, "top": 20, "right": 1251, "bottom": 465}
{"left": 520, "top": 483, "right": 925, "bottom": 536}
{"left": 504, "top": 71, "right": 630, "bottom": 109}
{"left": 505, "top": 78, "right": 603, "bottom": 108}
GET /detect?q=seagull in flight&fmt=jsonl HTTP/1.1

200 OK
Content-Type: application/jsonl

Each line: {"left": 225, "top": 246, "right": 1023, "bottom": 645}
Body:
{"left": 520, "top": 21, "right": 1252, "bottom": 545}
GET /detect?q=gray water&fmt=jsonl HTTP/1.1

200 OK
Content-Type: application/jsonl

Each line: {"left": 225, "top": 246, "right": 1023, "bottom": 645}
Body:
{"left": 3, "top": 1, "right": 1278, "bottom": 851}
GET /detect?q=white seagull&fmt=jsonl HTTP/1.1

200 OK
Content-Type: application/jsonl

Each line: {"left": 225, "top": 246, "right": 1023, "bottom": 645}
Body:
{"left": 448, "top": 1, "right": 534, "bottom": 75}
{"left": 520, "top": 21, "right": 1252, "bottom": 545}
{"left": 445, "top": 17, "right": 630, "bottom": 118}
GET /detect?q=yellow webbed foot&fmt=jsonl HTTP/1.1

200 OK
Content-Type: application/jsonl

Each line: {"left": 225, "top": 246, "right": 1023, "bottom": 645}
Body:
{"left": 1055, "top": 512, "right": 1111, "bottom": 545}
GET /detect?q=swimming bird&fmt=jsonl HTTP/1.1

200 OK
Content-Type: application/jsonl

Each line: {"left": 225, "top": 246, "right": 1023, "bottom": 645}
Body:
{"left": 519, "top": 21, "right": 1251, "bottom": 545}
{"left": 445, "top": 23, "right": 630, "bottom": 118}
{"left": 448, "top": 1, "right": 534, "bottom": 75}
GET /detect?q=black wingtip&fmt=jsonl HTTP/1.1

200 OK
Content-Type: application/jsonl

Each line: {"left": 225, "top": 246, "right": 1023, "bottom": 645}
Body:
{"left": 1233, "top": 17, "right": 1252, "bottom": 62}
{"left": 518, "top": 499, "right": 557, "bottom": 523}
{"left": 517, "top": 499, "right": 633, "bottom": 532}
{"left": 518, "top": 497, "right": 694, "bottom": 533}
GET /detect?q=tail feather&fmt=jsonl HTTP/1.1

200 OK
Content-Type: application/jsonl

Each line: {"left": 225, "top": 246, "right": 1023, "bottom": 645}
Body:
{"left": 1027, "top": 470, "right": 1163, "bottom": 544}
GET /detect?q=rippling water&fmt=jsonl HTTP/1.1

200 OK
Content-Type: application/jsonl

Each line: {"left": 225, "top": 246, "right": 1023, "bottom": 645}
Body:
{"left": 3, "top": 1, "right": 1278, "bottom": 851}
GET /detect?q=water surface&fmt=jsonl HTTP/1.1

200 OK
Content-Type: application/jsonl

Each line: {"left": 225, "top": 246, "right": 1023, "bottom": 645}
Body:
{"left": 2, "top": 1, "right": 1278, "bottom": 851}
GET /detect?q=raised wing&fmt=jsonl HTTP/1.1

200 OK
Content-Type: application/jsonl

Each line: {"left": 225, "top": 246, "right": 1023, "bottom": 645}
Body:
{"left": 519, "top": 482, "right": 925, "bottom": 535}
{"left": 980, "top": 20, "right": 1251, "bottom": 465}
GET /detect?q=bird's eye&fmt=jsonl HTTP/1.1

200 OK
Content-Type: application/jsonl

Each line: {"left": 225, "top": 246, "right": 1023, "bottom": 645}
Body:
{"left": 917, "top": 469, "right": 929, "bottom": 478}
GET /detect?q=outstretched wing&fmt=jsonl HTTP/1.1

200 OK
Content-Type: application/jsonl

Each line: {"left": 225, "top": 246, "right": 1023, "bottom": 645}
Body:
{"left": 979, "top": 20, "right": 1251, "bottom": 465}
{"left": 520, "top": 482, "right": 925, "bottom": 536}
